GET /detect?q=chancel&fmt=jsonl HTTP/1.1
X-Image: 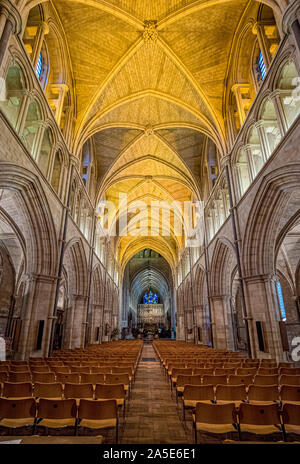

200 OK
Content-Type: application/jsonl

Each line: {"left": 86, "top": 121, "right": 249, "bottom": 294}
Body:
{"left": 0, "top": 0, "right": 299, "bottom": 446}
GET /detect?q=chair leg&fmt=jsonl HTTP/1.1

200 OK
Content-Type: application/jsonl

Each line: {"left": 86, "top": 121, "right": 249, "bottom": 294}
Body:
{"left": 116, "top": 418, "right": 119, "bottom": 444}
{"left": 237, "top": 424, "right": 241, "bottom": 441}
{"left": 282, "top": 425, "right": 287, "bottom": 442}
{"left": 193, "top": 422, "right": 197, "bottom": 444}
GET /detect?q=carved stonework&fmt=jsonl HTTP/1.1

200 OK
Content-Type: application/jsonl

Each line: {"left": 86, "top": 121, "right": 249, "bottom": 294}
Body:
{"left": 144, "top": 125, "right": 154, "bottom": 136}
{"left": 143, "top": 20, "right": 158, "bottom": 42}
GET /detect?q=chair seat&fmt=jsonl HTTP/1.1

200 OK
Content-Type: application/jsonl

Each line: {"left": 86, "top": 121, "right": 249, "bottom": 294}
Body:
{"left": 240, "top": 424, "right": 280, "bottom": 434}
{"left": 195, "top": 421, "right": 237, "bottom": 434}
{"left": 37, "top": 418, "right": 76, "bottom": 428}
{"left": 281, "top": 400, "right": 300, "bottom": 406}
{"left": 0, "top": 418, "right": 35, "bottom": 428}
{"left": 177, "top": 386, "right": 185, "bottom": 393}
{"left": 3, "top": 396, "right": 33, "bottom": 400}
{"left": 249, "top": 400, "right": 279, "bottom": 405}
{"left": 96, "top": 397, "right": 124, "bottom": 406}
{"left": 78, "top": 418, "right": 117, "bottom": 429}
{"left": 284, "top": 424, "right": 300, "bottom": 434}
{"left": 216, "top": 400, "right": 244, "bottom": 407}
{"left": 185, "top": 399, "right": 213, "bottom": 408}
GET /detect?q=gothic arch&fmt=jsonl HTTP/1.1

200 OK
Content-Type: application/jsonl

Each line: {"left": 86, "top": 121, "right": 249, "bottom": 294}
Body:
{"left": 0, "top": 163, "right": 58, "bottom": 275}
{"left": 210, "top": 238, "right": 237, "bottom": 296}
{"left": 242, "top": 164, "right": 300, "bottom": 277}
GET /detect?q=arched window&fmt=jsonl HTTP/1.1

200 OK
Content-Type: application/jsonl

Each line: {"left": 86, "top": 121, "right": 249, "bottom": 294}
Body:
{"left": 81, "top": 140, "right": 92, "bottom": 188}
{"left": 246, "top": 126, "right": 263, "bottom": 176}
{"left": 143, "top": 291, "right": 158, "bottom": 304}
{"left": 236, "top": 148, "right": 251, "bottom": 196}
{"left": 51, "top": 150, "right": 63, "bottom": 194}
{"left": 36, "top": 52, "right": 43, "bottom": 80}
{"left": 206, "top": 138, "right": 219, "bottom": 189}
{"left": 258, "top": 51, "right": 266, "bottom": 81}
{"left": 259, "top": 99, "right": 281, "bottom": 155}
{"left": 277, "top": 61, "right": 300, "bottom": 129}
{"left": 38, "top": 127, "right": 53, "bottom": 176}
{"left": 0, "top": 64, "right": 26, "bottom": 129}
{"left": 21, "top": 99, "right": 42, "bottom": 156}
{"left": 276, "top": 280, "right": 286, "bottom": 322}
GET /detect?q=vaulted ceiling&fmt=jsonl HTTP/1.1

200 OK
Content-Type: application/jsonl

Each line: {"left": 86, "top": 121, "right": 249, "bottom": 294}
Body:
{"left": 22, "top": 0, "right": 261, "bottom": 269}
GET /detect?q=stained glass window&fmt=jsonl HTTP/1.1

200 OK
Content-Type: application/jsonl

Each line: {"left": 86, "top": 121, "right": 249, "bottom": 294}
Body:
{"left": 258, "top": 51, "right": 266, "bottom": 81}
{"left": 143, "top": 291, "right": 158, "bottom": 304}
{"left": 36, "top": 52, "right": 43, "bottom": 80}
{"left": 276, "top": 281, "right": 286, "bottom": 321}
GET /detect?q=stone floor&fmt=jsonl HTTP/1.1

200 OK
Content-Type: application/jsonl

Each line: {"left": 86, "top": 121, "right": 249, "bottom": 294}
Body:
{"left": 119, "top": 344, "right": 192, "bottom": 444}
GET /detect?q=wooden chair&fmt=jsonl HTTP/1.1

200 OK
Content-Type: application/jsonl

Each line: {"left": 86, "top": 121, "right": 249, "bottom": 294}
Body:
{"left": 238, "top": 403, "right": 283, "bottom": 439}
{"left": 0, "top": 397, "right": 36, "bottom": 432}
{"left": 64, "top": 383, "right": 94, "bottom": 405}
{"left": 77, "top": 399, "right": 118, "bottom": 442}
{"left": 32, "top": 372, "right": 56, "bottom": 383}
{"left": 193, "top": 402, "right": 238, "bottom": 443}
{"left": 80, "top": 373, "right": 105, "bottom": 384}
{"left": 282, "top": 403, "right": 300, "bottom": 439}
{"left": 227, "top": 375, "right": 253, "bottom": 388}
{"left": 3, "top": 382, "right": 33, "bottom": 399}
{"left": 182, "top": 385, "right": 214, "bottom": 422}
{"left": 253, "top": 374, "right": 278, "bottom": 386}
{"left": 279, "top": 375, "right": 300, "bottom": 386}
{"left": 56, "top": 373, "right": 80, "bottom": 384}
{"left": 33, "top": 382, "right": 63, "bottom": 400}
{"left": 257, "top": 368, "right": 279, "bottom": 376}
{"left": 95, "top": 383, "right": 126, "bottom": 418}
{"left": 36, "top": 398, "right": 77, "bottom": 433}
{"left": 280, "top": 385, "right": 300, "bottom": 405}
{"left": 215, "top": 384, "right": 247, "bottom": 407}
{"left": 202, "top": 375, "right": 227, "bottom": 386}
{"left": 8, "top": 371, "right": 32, "bottom": 383}
{"left": 247, "top": 384, "right": 280, "bottom": 405}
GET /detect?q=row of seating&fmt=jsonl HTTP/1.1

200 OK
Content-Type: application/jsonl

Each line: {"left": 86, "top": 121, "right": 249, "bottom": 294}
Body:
{"left": 0, "top": 340, "right": 143, "bottom": 442}
{"left": 0, "top": 370, "right": 133, "bottom": 385}
{"left": 154, "top": 340, "right": 300, "bottom": 442}
{"left": 192, "top": 401, "right": 300, "bottom": 443}
{"left": 174, "top": 374, "right": 300, "bottom": 394}
{"left": 0, "top": 397, "right": 120, "bottom": 442}
{"left": 179, "top": 383, "right": 300, "bottom": 410}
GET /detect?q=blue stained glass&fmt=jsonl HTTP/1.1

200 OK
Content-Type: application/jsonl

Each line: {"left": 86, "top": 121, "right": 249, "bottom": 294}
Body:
{"left": 36, "top": 52, "right": 43, "bottom": 80}
{"left": 143, "top": 291, "right": 158, "bottom": 304}
{"left": 276, "top": 281, "right": 286, "bottom": 321}
{"left": 258, "top": 51, "right": 266, "bottom": 80}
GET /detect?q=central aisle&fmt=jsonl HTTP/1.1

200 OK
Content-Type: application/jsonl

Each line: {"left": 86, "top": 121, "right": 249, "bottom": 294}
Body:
{"left": 120, "top": 343, "right": 191, "bottom": 444}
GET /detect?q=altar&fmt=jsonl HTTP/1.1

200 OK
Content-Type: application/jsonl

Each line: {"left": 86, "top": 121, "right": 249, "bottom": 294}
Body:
{"left": 137, "top": 304, "right": 165, "bottom": 329}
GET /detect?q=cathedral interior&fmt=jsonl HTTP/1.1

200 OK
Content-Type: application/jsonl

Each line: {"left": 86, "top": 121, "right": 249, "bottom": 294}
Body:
{"left": 0, "top": 0, "right": 300, "bottom": 445}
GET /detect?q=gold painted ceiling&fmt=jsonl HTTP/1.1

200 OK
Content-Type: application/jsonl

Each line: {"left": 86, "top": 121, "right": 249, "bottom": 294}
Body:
{"left": 27, "top": 0, "right": 258, "bottom": 268}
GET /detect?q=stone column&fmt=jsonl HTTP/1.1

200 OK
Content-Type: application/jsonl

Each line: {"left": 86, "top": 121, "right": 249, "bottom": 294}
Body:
{"left": 51, "top": 83, "right": 69, "bottom": 127}
{"left": 244, "top": 274, "right": 286, "bottom": 361}
{"left": 210, "top": 295, "right": 234, "bottom": 350}
{"left": 0, "top": 17, "right": 12, "bottom": 67}
{"left": 269, "top": 90, "right": 288, "bottom": 136}
{"left": 71, "top": 295, "right": 87, "bottom": 348}
{"left": 256, "top": 121, "right": 270, "bottom": 162}
{"left": 17, "top": 275, "right": 56, "bottom": 359}
{"left": 244, "top": 145, "right": 256, "bottom": 181}
{"left": 210, "top": 296, "right": 227, "bottom": 349}
{"left": 231, "top": 84, "right": 250, "bottom": 126}
{"left": 32, "top": 21, "right": 49, "bottom": 68}
{"left": 0, "top": 1, "right": 22, "bottom": 68}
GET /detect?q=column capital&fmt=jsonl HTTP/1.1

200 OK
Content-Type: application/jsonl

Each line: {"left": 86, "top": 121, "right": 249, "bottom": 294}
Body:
{"left": 0, "top": 0, "right": 22, "bottom": 35}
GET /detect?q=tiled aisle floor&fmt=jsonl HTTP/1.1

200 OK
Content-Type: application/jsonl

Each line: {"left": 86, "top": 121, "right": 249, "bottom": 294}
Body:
{"left": 119, "top": 343, "right": 192, "bottom": 444}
